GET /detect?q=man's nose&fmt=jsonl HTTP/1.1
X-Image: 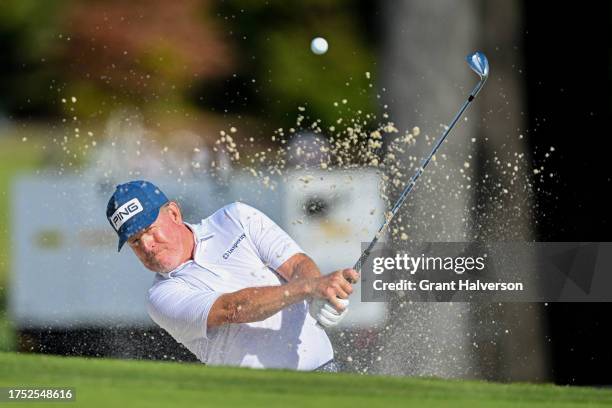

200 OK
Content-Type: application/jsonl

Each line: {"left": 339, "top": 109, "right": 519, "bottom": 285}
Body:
{"left": 140, "top": 234, "right": 156, "bottom": 253}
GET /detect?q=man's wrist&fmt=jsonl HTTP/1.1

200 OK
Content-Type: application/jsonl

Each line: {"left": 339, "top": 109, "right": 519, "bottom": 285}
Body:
{"left": 291, "top": 277, "right": 316, "bottom": 299}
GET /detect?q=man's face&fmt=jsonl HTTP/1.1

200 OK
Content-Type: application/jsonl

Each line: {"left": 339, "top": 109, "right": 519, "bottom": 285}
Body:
{"left": 127, "top": 202, "right": 189, "bottom": 273}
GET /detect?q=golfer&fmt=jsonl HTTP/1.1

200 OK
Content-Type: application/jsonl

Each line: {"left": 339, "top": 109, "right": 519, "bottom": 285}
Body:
{"left": 106, "top": 180, "right": 357, "bottom": 372}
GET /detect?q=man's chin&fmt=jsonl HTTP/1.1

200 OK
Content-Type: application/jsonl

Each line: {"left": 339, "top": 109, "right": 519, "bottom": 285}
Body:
{"left": 150, "top": 260, "right": 181, "bottom": 274}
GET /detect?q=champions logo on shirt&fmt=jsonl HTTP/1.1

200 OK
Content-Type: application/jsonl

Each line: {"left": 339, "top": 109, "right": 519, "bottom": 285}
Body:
{"left": 110, "top": 198, "right": 144, "bottom": 231}
{"left": 223, "top": 233, "right": 246, "bottom": 259}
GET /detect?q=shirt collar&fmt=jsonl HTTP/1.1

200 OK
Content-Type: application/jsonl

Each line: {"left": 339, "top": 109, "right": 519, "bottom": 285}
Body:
{"left": 159, "top": 260, "right": 191, "bottom": 278}
{"left": 184, "top": 222, "right": 199, "bottom": 246}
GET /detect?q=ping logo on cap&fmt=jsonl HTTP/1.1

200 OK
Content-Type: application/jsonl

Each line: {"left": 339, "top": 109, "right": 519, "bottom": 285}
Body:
{"left": 110, "top": 198, "right": 144, "bottom": 231}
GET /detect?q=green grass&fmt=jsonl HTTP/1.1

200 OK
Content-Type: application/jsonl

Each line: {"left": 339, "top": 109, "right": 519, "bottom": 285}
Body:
{"left": 1, "top": 352, "right": 611, "bottom": 408}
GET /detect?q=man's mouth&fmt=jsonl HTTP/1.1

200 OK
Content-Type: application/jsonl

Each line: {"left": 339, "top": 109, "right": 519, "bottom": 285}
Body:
{"left": 145, "top": 249, "right": 165, "bottom": 262}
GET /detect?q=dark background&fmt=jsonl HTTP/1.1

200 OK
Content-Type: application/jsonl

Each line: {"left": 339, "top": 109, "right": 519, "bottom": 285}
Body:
{"left": 525, "top": 2, "right": 612, "bottom": 385}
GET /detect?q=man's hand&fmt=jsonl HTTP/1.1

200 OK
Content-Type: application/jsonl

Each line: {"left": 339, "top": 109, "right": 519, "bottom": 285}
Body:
{"left": 309, "top": 298, "right": 349, "bottom": 328}
{"left": 309, "top": 268, "right": 359, "bottom": 311}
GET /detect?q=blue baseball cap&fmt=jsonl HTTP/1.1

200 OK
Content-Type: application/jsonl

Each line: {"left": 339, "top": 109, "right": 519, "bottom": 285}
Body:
{"left": 106, "top": 180, "right": 169, "bottom": 252}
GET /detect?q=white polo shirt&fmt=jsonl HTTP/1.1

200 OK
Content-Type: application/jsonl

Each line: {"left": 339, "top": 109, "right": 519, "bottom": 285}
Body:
{"left": 146, "top": 202, "right": 333, "bottom": 370}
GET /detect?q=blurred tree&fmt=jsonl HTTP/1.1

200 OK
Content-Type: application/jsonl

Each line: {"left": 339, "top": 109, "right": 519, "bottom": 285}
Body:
{"left": 203, "top": 1, "right": 378, "bottom": 130}
{"left": 1, "top": 0, "right": 378, "bottom": 135}
{"left": 0, "top": 0, "right": 234, "bottom": 120}
{"left": 0, "top": 0, "right": 67, "bottom": 117}
{"left": 63, "top": 0, "right": 234, "bottom": 117}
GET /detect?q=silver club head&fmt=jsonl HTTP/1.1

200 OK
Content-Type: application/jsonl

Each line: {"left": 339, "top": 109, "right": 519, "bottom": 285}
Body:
{"left": 466, "top": 51, "right": 489, "bottom": 80}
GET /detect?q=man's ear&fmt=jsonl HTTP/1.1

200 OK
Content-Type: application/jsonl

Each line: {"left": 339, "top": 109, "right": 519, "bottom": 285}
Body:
{"left": 165, "top": 202, "right": 183, "bottom": 224}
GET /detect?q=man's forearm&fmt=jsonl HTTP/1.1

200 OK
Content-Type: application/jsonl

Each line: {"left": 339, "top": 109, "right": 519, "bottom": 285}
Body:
{"left": 208, "top": 278, "right": 313, "bottom": 328}
{"left": 277, "top": 253, "right": 322, "bottom": 281}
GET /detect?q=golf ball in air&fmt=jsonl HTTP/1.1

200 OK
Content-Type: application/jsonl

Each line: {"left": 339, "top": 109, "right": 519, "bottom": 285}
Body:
{"left": 310, "top": 37, "right": 328, "bottom": 55}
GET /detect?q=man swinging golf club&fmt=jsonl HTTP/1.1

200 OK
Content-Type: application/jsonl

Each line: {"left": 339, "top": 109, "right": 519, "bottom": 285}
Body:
{"left": 105, "top": 51, "right": 488, "bottom": 373}
{"left": 106, "top": 180, "right": 357, "bottom": 372}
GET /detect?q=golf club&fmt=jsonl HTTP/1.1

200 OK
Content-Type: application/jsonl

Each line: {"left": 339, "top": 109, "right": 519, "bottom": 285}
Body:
{"left": 353, "top": 51, "right": 489, "bottom": 273}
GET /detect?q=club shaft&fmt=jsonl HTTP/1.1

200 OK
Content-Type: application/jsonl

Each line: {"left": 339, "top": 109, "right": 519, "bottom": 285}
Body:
{"left": 353, "top": 79, "right": 486, "bottom": 272}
